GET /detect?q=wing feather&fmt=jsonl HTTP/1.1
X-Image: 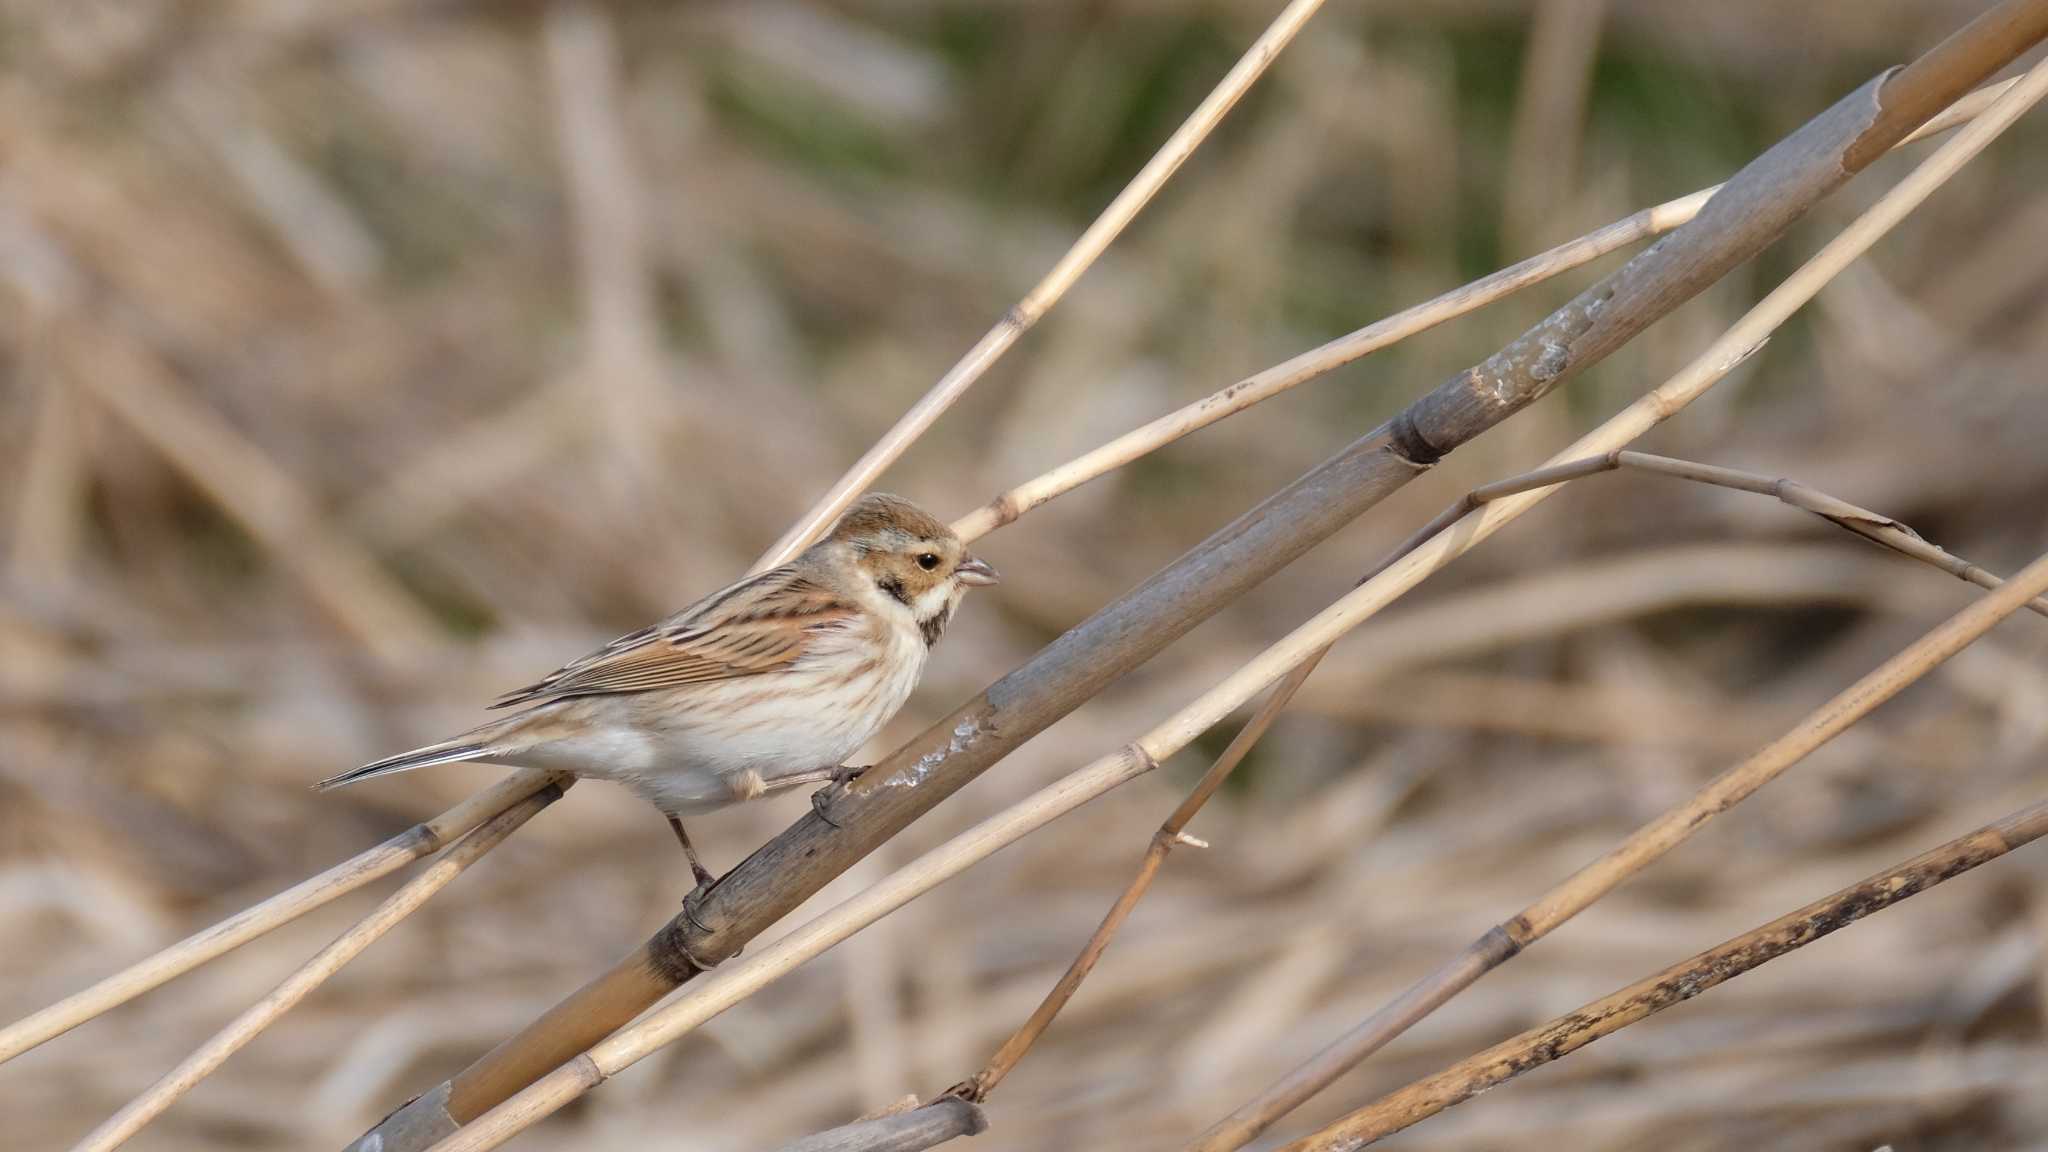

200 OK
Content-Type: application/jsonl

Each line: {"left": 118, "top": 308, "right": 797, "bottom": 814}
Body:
{"left": 489, "top": 567, "right": 856, "bottom": 708}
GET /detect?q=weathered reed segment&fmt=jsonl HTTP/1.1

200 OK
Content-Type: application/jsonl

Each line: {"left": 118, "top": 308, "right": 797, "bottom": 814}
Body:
{"left": 754, "top": 0, "right": 1330, "bottom": 570}
{"left": 339, "top": 8, "right": 2048, "bottom": 1146}
{"left": 69, "top": 780, "right": 567, "bottom": 1152}
{"left": 1276, "top": 796, "right": 2048, "bottom": 1151}
{"left": 766, "top": 1097, "right": 988, "bottom": 1152}
{"left": 0, "top": 767, "right": 565, "bottom": 1066}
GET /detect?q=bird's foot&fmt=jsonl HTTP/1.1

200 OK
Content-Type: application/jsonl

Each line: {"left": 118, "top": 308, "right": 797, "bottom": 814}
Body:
{"left": 810, "top": 764, "right": 870, "bottom": 828}
{"left": 681, "top": 870, "right": 716, "bottom": 933}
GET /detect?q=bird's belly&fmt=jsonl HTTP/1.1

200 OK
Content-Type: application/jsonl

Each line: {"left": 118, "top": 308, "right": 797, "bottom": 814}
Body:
{"left": 557, "top": 658, "right": 921, "bottom": 815}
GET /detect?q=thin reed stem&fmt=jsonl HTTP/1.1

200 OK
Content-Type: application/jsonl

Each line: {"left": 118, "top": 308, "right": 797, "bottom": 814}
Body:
{"left": 1276, "top": 797, "right": 2048, "bottom": 1151}
{"left": 69, "top": 781, "right": 567, "bottom": 1152}
{"left": 0, "top": 768, "right": 566, "bottom": 1066}
{"left": 755, "top": 0, "right": 1330, "bottom": 570}
{"left": 945, "top": 192, "right": 1709, "bottom": 542}
{"left": 955, "top": 656, "right": 1326, "bottom": 1104}
{"left": 1388, "top": 450, "right": 2048, "bottom": 618}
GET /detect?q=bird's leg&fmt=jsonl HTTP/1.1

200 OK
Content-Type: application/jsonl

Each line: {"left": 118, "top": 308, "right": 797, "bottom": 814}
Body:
{"left": 808, "top": 764, "right": 870, "bottom": 828}
{"left": 763, "top": 767, "right": 840, "bottom": 792}
{"left": 665, "top": 812, "right": 718, "bottom": 891}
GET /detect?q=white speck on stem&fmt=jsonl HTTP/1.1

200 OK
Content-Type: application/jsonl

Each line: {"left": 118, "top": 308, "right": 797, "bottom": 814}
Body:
{"left": 884, "top": 716, "right": 980, "bottom": 788}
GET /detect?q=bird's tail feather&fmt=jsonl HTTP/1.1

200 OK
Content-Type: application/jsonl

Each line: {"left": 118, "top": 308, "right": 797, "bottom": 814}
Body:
{"left": 314, "top": 739, "right": 492, "bottom": 791}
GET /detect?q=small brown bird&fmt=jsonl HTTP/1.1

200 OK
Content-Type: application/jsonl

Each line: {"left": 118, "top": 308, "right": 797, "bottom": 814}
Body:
{"left": 317, "top": 494, "right": 998, "bottom": 887}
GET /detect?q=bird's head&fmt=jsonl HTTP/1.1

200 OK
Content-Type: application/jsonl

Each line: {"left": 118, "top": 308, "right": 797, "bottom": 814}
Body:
{"left": 828, "top": 493, "right": 998, "bottom": 641}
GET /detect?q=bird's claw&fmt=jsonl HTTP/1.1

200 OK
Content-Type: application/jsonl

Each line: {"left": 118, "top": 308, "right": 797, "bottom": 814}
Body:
{"left": 681, "top": 874, "right": 715, "bottom": 933}
{"left": 810, "top": 764, "right": 869, "bottom": 828}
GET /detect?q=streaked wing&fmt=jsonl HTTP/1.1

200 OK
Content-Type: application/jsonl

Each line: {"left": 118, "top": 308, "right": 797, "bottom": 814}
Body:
{"left": 489, "top": 567, "right": 856, "bottom": 707}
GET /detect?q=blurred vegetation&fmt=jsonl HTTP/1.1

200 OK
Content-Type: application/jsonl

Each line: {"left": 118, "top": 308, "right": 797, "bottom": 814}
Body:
{"left": 4, "top": 2, "right": 2046, "bottom": 1150}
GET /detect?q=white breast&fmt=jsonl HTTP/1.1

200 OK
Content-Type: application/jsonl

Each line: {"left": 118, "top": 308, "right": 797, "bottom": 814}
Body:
{"left": 557, "top": 610, "right": 930, "bottom": 815}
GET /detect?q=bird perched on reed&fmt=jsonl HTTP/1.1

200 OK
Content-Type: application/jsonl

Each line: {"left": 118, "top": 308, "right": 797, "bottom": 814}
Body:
{"left": 318, "top": 493, "right": 999, "bottom": 888}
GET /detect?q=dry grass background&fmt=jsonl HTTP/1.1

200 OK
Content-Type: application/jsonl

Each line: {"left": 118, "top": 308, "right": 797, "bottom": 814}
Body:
{"left": 5, "top": 2, "right": 2048, "bottom": 1149}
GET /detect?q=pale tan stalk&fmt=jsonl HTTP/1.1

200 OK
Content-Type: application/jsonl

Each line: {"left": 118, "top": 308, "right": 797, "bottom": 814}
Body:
{"left": 956, "top": 657, "right": 1325, "bottom": 1103}
{"left": 0, "top": 768, "right": 566, "bottom": 1066}
{"left": 757, "top": 0, "right": 1331, "bottom": 569}
{"left": 1278, "top": 797, "right": 2048, "bottom": 1150}
{"left": 419, "top": 59, "right": 2048, "bottom": 1152}
{"left": 67, "top": 781, "right": 567, "bottom": 1152}
{"left": 947, "top": 188, "right": 1712, "bottom": 542}
{"left": 945, "top": 75, "right": 2014, "bottom": 545}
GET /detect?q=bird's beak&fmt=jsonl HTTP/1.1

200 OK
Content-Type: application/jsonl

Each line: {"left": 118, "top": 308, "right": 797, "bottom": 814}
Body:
{"left": 955, "top": 555, "right": 1001, "bottom": 586}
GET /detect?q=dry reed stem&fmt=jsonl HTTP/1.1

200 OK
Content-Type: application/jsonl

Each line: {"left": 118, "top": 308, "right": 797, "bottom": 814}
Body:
{"left": 944, "top": 76, "right": 2019, "bottom": 546}
{"left": 766, "top": 1097, "right": 988, "bottom": 1152}
{"left": 955, "top": 657, "right": 1326, "bottom": 1104}
{"left": 357, "top": 18, "right": 2043, "bottom": 1145}
{"left": 1189, "top": 53, "right": 2048, "bottom": 1151}
{"left": 415, "top": 60, "right": 2048, "bottom": 1151}
{"left": 0, "top": 768, "right": 568, "bottom": 1066}
{"left": 943, "top": 189, "right": 1707, "bottom": 543}
{"left": 1277, "top": 797, "right": 2048, "bottom": 1151}
{"left": 1390, "top": 450, "right": 2048, "bottom": 619}
{"left": 755, "top": 0, "right": 1330, "bottom": 569}
{"left": 68, "top": 781, "right": 567, "bottom": 1152}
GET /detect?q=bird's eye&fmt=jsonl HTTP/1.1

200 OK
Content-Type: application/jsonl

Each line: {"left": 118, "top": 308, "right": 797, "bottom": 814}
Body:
{"left": 916, "top": 552, "right": 940, "bottom": 570}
